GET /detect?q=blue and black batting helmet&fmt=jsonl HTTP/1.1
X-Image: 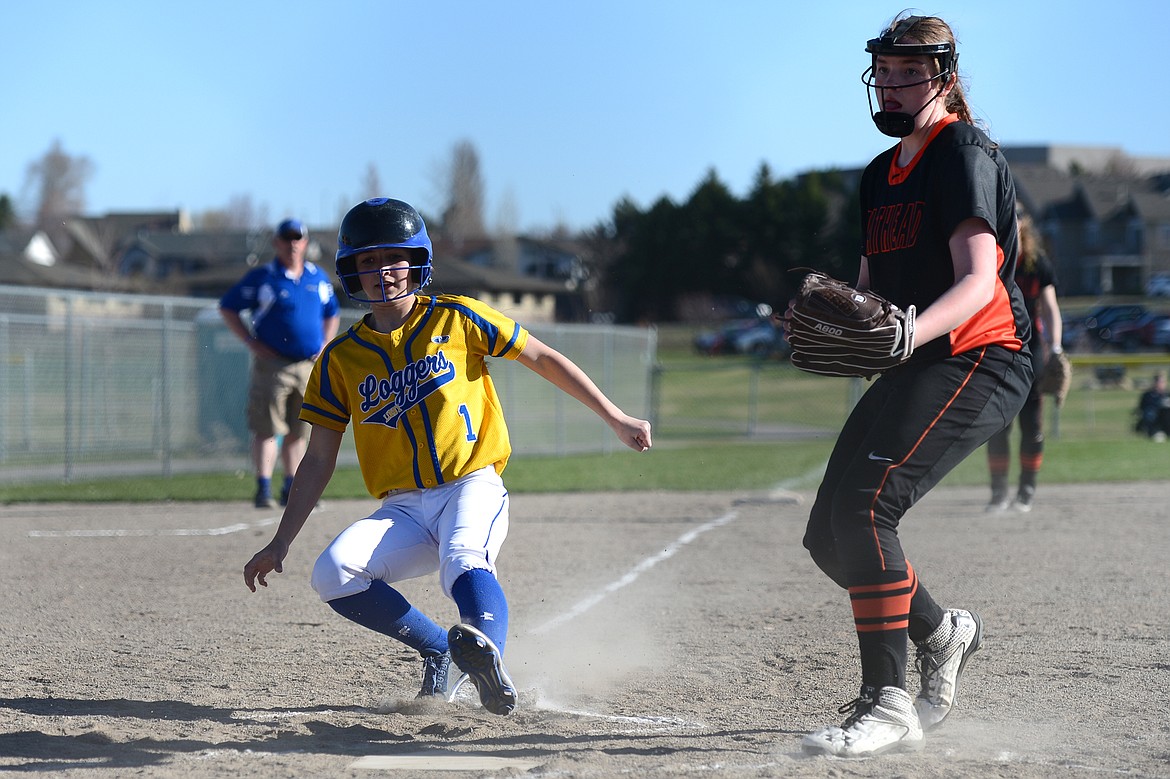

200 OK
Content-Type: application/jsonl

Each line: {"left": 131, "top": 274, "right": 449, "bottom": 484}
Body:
{"left": 335, "top": 197, "right": 433, "bottom": 302}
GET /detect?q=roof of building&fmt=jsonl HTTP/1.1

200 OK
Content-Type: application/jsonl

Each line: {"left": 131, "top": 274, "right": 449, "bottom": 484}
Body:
{"left": 1009, "top": 163, "right": 1080, "bottom": 219}
{"left": 428, "top": 254, "right": 568, "bottom": 296}
{"left": 0, "top": 230, "right": 134, "bottom": 291}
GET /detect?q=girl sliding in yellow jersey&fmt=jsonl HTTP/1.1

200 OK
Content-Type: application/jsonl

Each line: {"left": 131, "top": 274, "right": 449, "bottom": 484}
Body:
{"left": 244, "top": 198, "right": 651, "bottom": 716}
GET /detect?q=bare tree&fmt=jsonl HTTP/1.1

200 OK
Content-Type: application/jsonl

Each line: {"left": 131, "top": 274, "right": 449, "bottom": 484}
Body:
{"left": 1103, "top": 152, "right": 1140, "bottom": 178}
{"left": 362, "top": 163, "right": 382, "bottom": 200}
{"left": 495, "top": 188, "right": 520, "bottom": 236}
{"left": 225, "top": 194, "right": 262, "bottom": 229}
{"left": 493, "top": 189, "right": 521, "bottom": 272}
{"left": 22, "top": 139, "right": 94, "bottom": 233}
{"left": 442, "top": 140, "right": 486, "bottom": 244}
{"left": 196, "top": 194, "right": 266, "bottom": 230}
{"left": 196, "top": 210, "right": 233, "bottom": 231}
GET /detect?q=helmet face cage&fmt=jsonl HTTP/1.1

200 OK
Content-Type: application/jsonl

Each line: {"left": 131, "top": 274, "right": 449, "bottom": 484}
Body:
{"left": 860, "top": 16, "right": 957, "bottom": 137}
{"left": 335, "top": 198, "right": 434, "bottom": 303}
{"left": 338, "top": 252, "right": 432, "bottom": 304}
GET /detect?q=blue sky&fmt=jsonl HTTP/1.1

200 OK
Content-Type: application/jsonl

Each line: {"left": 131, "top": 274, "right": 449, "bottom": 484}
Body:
{"left": 5, "top": 1, "right": 1167, "bottom": 234}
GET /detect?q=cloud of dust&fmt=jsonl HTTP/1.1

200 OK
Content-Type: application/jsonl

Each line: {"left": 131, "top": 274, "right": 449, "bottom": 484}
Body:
{"left": 507, "top": 601, "right": 664, "bottom": 708}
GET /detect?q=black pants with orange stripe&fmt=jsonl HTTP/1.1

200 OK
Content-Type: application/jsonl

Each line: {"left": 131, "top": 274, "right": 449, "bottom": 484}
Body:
{"left": 802, "top": 345, "right": 1032, "bottom": 689}
{"left": 987, "top": 339, "right": 1045, "bottom": 492}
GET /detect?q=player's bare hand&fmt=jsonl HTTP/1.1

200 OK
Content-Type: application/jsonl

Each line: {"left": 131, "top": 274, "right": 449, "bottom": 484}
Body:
{"left": 615, "top": 416, "right": 652, "bottom": 452}
{"left": 247, "top": 339, "right": 281, "bottom": 361}
{"left": 243, "top": 539, "right": 289, "bottom": 592}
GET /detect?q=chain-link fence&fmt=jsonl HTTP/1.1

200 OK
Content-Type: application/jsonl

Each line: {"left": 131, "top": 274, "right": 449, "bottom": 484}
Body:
{"left": 649, "top": 359, "right": 862, "bottom": 442}
{"left": 0, "top": 286, "right": 657, "bottom": 483}
{"left": 7, "top": 285, "right": 1156, "bottom": 486}
{"left": 648, "top": 352, "right": 1170, "bottom": 445}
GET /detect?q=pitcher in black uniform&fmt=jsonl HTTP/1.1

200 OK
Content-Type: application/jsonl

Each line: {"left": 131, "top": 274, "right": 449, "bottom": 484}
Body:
{"left": 795, "top": 14, "right": 1033, "bottom": 757}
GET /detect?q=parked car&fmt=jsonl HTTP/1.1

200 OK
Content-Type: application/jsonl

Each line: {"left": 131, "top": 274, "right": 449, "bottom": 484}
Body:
{"left": 694, "top": 317, "right": 789, "bottom": 358}
{"left": 1104, "top": 312, "right": 1169, "bottom": 350}
{"left": 1061, "top": 315, "right": 1087, "bottom": 352}
{"left": 1147, "top": 273, "right": 1170, "bottom": 297}
{"left": 1145, "top": 314, "right": 1170, "bottom": 350}
{"left": 1080, "top": 304, "right": 1149, "bottom": 348}
{"left": 729, "top": 319, "right": 790, "bottom": 357}
{"left": 694, "top": 318, "right": 752, "bottom": 355}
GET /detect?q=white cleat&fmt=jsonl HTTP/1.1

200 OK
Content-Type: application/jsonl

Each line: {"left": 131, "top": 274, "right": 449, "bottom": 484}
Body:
{"left": 914, "top": 608, "right": 983, "bottom": 730}
{"left": 803, "top": 685, "right": 924, "bottom": 758}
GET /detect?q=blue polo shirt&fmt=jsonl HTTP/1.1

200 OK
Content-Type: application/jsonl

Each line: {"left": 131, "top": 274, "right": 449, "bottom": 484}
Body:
{"left": 220, "top": 259, "right": 340, "bottom": 361}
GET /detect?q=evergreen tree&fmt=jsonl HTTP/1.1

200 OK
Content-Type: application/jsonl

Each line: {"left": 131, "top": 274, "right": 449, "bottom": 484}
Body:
{"left": 600, "top": 164, "right": 857, "bottom": 323}
{"left": 0, "top": 194, "right": 16, "bottom": 231}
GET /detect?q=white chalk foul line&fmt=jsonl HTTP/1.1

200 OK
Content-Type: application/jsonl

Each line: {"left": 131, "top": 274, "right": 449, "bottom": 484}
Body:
{"left": 530, "top": 510, "right": 739, "bottom": 635}
{"left": 231, "top": 708, "right": 343, "bottom": 721}
{"left": 534, "top": 702, "right": 704, "bottom": 729}
{"left": 772, "top": 462, "right": 825, "bottom": 494}
{"left": 27, "top": 516, "right": 279, "bottom": 538}
{"left": 351, "top": 754, "right": 542, "bottom": 771}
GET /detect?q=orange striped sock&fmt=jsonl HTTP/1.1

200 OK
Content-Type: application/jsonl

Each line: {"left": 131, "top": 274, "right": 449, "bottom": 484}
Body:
{"left": 849, "top": 564, "right": 917, "bottom": 634}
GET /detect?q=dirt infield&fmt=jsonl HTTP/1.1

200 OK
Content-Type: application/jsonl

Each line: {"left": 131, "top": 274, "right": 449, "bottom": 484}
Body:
{"left": 1, "top": 481, "right": 1168, "bottom": 778}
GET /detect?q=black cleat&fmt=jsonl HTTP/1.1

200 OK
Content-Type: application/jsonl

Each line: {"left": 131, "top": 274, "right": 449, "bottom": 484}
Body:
{"left": 417, "top": 651, "right": 452, "bottom": 699}
{"left": 447, "top": 623, "right": 517, "bottom": 715}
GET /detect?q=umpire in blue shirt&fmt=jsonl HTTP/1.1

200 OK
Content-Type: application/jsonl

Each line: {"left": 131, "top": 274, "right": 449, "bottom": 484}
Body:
{"left": 220, "top": 218, "right": 341, "bottom": 508}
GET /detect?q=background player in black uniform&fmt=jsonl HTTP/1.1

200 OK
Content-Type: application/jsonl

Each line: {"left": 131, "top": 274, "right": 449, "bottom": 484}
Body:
{"left": 792, "top": 14, "right": 1033, "bottom": 758}
{"left": 985, "top": 209, "right": 1064, "bottom": 512}
{"left": 1134, "top": 372, "right": 1170, "bottom": 441}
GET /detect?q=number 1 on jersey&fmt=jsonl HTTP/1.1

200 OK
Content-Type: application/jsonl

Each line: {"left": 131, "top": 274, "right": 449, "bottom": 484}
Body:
{"left": 458, "top": 404, "right": 477, "bottom": 442}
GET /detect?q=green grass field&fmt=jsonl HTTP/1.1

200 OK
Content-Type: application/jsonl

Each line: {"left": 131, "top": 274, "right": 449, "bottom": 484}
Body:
{"left": 0, "top": 433, "right": 1161, "bottom": 504}
{"left": 2, "top": 330, "right": 1164, "bottom": 503}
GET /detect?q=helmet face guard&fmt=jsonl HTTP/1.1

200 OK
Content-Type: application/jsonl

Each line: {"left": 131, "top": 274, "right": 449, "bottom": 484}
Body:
{"left": 335, "top": 198, "right": 433, "bottom": 303}
{"left": 337, "top": 254, "right": 432, "bottom": 304}
{"left": 861, "top": 16, "right": 957, "bottom": 138}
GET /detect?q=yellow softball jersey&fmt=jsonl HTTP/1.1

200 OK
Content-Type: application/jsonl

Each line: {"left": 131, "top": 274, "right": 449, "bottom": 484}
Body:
{"left": 301, "top": 295, "right": 529, "bottom": 497}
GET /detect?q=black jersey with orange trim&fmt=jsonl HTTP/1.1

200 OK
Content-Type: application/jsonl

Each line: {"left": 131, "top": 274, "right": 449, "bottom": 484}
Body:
{"left": 858, "top": 115, "right": 1030, "bottom": 362}
{"left": 1015, "top": 252, "right": 1058, "bottom": 346}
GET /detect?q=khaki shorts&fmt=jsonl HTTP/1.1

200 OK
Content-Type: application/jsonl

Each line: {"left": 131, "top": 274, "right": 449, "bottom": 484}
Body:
{"left": 247, "top": 356, "right": 313, "bottom": 439}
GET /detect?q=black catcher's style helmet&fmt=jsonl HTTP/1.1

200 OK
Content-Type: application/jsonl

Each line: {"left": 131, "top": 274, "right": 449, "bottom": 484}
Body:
{"left": 861, "top": 15, "right": 958, "bottom": 138}
{"left": 335, "top": 198, "right": 433, "bottom": 303}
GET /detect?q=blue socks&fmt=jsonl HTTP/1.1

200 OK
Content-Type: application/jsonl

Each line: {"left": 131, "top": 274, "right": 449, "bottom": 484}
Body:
{"left": 327, "top": 580, "right": 448, "bottom": 657}
{"left": 326, "top": 569, "right": 510, "bottom": 657}
{"left": 451, "top": 568, "right": 510, "bottom": 653}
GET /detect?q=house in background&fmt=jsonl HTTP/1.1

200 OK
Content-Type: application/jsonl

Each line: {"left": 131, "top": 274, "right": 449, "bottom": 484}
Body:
{"left": 1, "top": 216, "right": 579, "bottom": 324}
{"left": 426, "top": 244, "right": 570, "bottom": 324}
{"left": 462, "top": 236, "right": 590, "bottom": 286}
{"left": 0, "top": 228, "right": 130, "bottom": 291}
{"left": 6, "top": 143, "right": 1170, "bottom": 304}
{"left": 443, "top": 235, "right": 594, "bottom": 322}
{"left": 117, "top": 229, "right": 285, "bottom": 298}
{"left": 62, "top": 211, "right": 189, "bottom": 273}
{"left": 828, "top": 145, "right": 1170, "bottom": 297}
{"left": 1005, "top": 145, "right": 1170, "bottom": 295}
